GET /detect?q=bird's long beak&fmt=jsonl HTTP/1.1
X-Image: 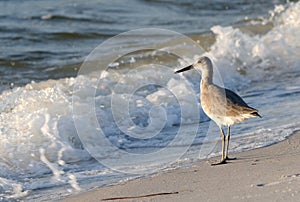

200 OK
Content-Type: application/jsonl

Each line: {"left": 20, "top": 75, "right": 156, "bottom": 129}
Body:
{"left": 174, "top": 65, "right": 193, "bottom": 74}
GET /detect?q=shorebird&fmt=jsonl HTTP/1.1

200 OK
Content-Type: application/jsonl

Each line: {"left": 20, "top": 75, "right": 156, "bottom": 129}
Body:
{"left": 175, "top": 56, "right": 261, "bottom": 165}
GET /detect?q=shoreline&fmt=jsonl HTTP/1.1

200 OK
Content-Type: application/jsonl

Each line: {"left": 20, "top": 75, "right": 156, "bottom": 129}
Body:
{"left": 62, "top": 130, "right": 300, "bottom": 201}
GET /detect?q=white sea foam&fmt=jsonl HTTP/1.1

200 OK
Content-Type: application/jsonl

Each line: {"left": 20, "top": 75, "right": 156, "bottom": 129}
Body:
{"left": 206, "top": 1, "right": 300, "bottom": 89}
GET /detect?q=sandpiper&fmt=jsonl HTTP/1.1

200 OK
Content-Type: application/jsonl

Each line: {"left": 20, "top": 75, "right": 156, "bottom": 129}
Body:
{"left": 175, "top": 56, "right": 261, "bottom": 165}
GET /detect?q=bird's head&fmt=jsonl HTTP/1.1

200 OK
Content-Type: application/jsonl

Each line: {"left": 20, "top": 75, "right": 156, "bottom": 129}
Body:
{"left": 175, "top": 56, "right": 212, "bottom": 74}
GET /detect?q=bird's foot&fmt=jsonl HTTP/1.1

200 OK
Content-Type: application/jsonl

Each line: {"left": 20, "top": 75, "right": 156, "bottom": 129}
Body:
{"left": 211, "top": 159, "right": 227, "bottom": 166}
{"left": 225, "top": 156, "right": 237, "bottom": 161}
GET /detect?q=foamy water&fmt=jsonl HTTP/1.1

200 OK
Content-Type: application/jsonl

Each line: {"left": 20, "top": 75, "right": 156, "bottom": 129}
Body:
{"left": 0, "top": 1, "right": 300, "bottom": 201}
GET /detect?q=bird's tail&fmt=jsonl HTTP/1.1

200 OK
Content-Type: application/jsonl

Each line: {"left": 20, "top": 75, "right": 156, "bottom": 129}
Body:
{"left": 251, "top": 111, "right": 262, "bottom": 118}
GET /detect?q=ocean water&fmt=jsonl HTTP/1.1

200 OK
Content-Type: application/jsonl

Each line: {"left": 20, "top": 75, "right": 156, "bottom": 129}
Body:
{"left": 0, "top": 0, "right": 300, "bottom": 201}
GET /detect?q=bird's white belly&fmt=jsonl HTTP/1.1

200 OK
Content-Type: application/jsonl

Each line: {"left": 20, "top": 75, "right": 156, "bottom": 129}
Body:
{"left": 206, "top": 112, "right": 235, "bottom": 127}
{"left": 201, "top": 99, "right": 233, "bottom": 126}
{"left": 205, "top": 110, "right": 251, "bottom": 127}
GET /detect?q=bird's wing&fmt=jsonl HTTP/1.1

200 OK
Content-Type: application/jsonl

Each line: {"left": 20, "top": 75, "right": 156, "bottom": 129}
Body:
{"left": 203, "top": 84, "right": 259, "bottom": 118}
{"left": 212, "top": 85, "right": 258, "bottom": 113}
{"left": 224, "top": 88, "right": 260, "bottom": 115}
{"left": 224, "top": 88, "right": 248, "bottom": 107}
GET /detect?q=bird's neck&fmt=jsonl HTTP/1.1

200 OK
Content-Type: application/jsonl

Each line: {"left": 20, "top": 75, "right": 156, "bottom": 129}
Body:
{"left": 201, "top": 67, "right": 213, "bottom": 85}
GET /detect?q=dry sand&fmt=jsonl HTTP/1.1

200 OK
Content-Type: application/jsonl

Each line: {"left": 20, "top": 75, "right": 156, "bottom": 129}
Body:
{"left": 62, "top": 131, "right": 300, "bottom": 202}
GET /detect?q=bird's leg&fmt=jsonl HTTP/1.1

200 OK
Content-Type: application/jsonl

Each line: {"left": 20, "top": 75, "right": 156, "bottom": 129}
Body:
{"left": 211, "top": 127, "right": 227, "bottom": 166}
{"left": 225, "top": 126, "right": 236, "bottom": 161}
{"left": 221, "top": 127, "right": 226, "bottom": 161}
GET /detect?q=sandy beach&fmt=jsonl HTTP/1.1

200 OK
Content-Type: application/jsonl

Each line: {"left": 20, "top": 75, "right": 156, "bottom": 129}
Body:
{"left": 62, "top": 130, "right": 300, "bottom": 202}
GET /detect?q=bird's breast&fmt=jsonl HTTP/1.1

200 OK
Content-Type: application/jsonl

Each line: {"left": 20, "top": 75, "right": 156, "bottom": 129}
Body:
{"left": 200, "top": 82, "right": 228, "bottom": 125}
